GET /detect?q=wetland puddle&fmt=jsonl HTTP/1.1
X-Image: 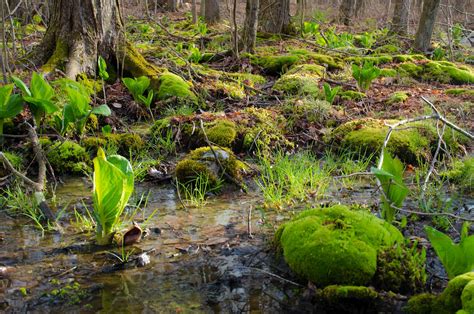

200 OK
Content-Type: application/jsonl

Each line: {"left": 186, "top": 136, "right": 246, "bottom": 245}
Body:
{"left": 1, "top": 177, "right": 305, "bottom": 313}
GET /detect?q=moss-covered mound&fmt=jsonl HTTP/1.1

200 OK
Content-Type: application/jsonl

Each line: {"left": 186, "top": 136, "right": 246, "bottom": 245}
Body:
{"left": 275, "top": 205, "right": 404, "bottom": 287}
{"left": 150, "top": 108, "right": 293, "bottom": 155}
{"left": 82, "top": 133, "right": 145, "bottom": 155}
{"left": 41, "top": 138, "right": 90, "bottom": 174}
{"left": 175, "top": 146, "right": 245, "bottom": 188}
{"left": 325, "top": 118, "right": 468, "bottom": 165}
{"left": 406, "top": 272, "right": 474, "bottom": 314}
{"left": 397, "top": 61, "right": 474, "bottom": 85}
{"left": 273, "top": 64, "right": 325, "bottom": 97}
{"left": 156, "top": 72, "right": 197, "bottom": 104}
{"left": 321, "top": 285, "right": 378, "bottom": 308}
{"left": 250, "top": 54, "right": 299, "bottom": 75}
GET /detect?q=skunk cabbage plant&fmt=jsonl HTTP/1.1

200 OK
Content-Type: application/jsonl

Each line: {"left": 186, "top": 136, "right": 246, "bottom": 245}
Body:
{"left": 93, "top": 148, "right": 134, "bottom": 245}
{"left": 0, "top": 84, "right": 23, "bottom": 137}
{"left": 425, "top": 223, "right": 474, "bottom": 279}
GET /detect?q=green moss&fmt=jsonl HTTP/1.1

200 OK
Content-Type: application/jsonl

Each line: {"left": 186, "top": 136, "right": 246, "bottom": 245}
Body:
{"left": 440, "top": 157, "right": 474, "bottom": 191}
{"left": 347, "top": 55, "right": 393, "bottom": 66}
{"left": 124, "top": 43, "right": 162, "bottom": 82}
{"left": 289, "top": 50, "right": 344, "bottom": 70}
{"left": 77, "top": 74, "right": 103, "bottom": 94}
{"left": 273, "top": 73, "right": 321, "bottom": 96}
{"left": 435, "top": 272, "right": 474, "bottom": 313}
{"left": 275, "top": 205, "right": 403, "bottom": 287}
{"left": 240, "top": 107, "right": 293, "bottom": 154}
{"left": 206, "top": 120, "right": 237, "bottom": 147}
{"left": 339, "top": 90, "right": 366, "bottom": 101}
{"left": 106, "top": 133, "right": 145, "bottom": 154}
{"left": 445, "top": 88, "right": 474, "bottom": 96}
{"left": 250, "top": 54, "right": 299, "bottom": 75}
{"left": 374, "top": 243, "right": 426, "bottom": 293}
{"left": 326, "top": 118, "right": 441, "bottom": 164}
{"left": 380, "top": 68, "right": 398, "bottom": 77}
{"left": 387, "top": 91, "right": 409, "bottom": 104}
{"left": 81, "top": 137, "right": 108, "bottom": 153}
{"left": 322, "top": 285, "right": 378, "bottom": 304}
{"left": 397, "top": 61, "right": 474, "bottom": 84}
{"left": 374, "top": 45, "right": 400, "bottom": 54}
{"left": 0, "top": 151, "right": 23, "bottom": 177}
{"left": 42, "top": 40, "right": 68, "bottom": 73}
{"left": 175, "top": 146, "right": 244, "bottom": 187}
{"left": 41, "top": 138, "right": 90, "bottom": 174}
{"left": 156, "top": 72, "right": 197, "bottom": 104}
{"left": 405, "top": 293, "right": 436, "bottom": 314}
{"left": 393, "top": 54, "right": 427, "bottom": 63}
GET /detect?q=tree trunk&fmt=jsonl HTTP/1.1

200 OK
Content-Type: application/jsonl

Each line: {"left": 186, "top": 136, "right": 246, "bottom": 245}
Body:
{"left": 34, "top": 0, "right": 160, "bottom": 81}
{"left": 204, "top": 0, "right": 220, "bottom": 23}
{"left": 414, "top": 0, "right": 441, "bottom": 52}
{"left": 338, "top": 0, "right": 355, "bottom": 26}
{"left": 391, "top": 0, "right": 411, "bottom": 35}
{"left": 354, "top": 0, "right": 366, "bottom": 18}
{"left": 241, "top": 0, "right": 259, "bottom": 53}
{"left": 258, "top": 0, "right": 291, "bottom": 33}
{"left": 192, "top": 0, "right": 198, "bottom": 23}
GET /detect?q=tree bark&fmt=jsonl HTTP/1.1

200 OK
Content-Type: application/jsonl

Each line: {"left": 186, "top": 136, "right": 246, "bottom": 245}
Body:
{"left": 34, "top": 0, "right": 160, "bottom": 80}
{"left": 338, "top": 0, "right": 355, "bottom": 26}
{"left": 414, "top": 0, "right": 441, "bottom": 52}
{"left": 204, "top": 0, "right": 220, "bottom": 23}
{"left": 258, "top": 0, "right": 291, "bottom": 33}
{"left": 241, "top": 0, "right": 259, "bottom": 53}
{"left": 391, "top": 0, "right": 411, "bottom": 35}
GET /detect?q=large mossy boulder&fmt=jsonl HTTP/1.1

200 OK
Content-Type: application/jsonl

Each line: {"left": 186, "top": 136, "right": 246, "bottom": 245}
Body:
{"left": 156, "top": 72, "right": 197, "bottom": 104}
{"left": 273, "top": 64, "right": 325, "bottom": 97}
{"left": 325, "top": 118, "right": 468, "bottom": 165}
{"left": 406, "top": 272, "right": 474, "bottom": 314}
{"left": 175, "top": 146, "right": 245, "bottom": 188}
{"left": 275, "top": 205, "right": 404, "bottom": 287}
{"left": 250, "top": 54, "right": 299, "bottom": 75}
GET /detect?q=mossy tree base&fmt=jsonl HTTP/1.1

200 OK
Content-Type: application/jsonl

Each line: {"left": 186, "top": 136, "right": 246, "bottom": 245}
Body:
{"left": 33, "top": 0, "right": 161, "bottom": 82}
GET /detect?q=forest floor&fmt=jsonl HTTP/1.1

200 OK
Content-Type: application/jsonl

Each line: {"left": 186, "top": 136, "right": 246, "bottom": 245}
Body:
{"left": 1, "top": 10, "right": 473, "bottom": 313}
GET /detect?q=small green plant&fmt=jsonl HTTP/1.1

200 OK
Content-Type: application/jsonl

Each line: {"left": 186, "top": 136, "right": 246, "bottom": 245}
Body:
{"left": 3, "top": 185, "right": 46, "bottom": 232}
{"left": 92, "top": 147, "right": 134, "bottom": 245}
{"left": 371, "top": 152, "right": 409, "bottom": 223}
{"left": 451, "top": 23, "right": 463, "bottom": 46}
{"left": 12, "top": 73, "right": 59, "bottom": 125}
{"left": 188, "top": 44, "right": 202, "bottom": 63}
{"left": 71, "top": 203, "right": 95, "bottom": 233}
{"left": 359, "top": 32, "right": 376, "bottom": 49}
{"left": 122, "top": 76, "right": 154, "bottom": 119}
{"left": 178, "top": 173, "right": 223, "bottom": 207}
{"left": 61, "top": 87, "right": 111, "bottom": 135}
{"left": 352, "top": 61, "right": 381, "bottom": 92}
{"left": 196, "top": 17, "right": 208, "bottom": 36}
{"left": 97, "top": 56, "right": 109, "bottom": 81}
{"left": 0, "top": 84, "right": 23, "bottom": 137}
{"left": 322, "top": 82, "right": 341, "bottom": 105}
{"left": 432, "top": 47, "right": 445, "bottom": 61}
{"left": 425, "top": 222, "right": 474, "bottom": 279}
{"left": 303, "top": 21, "right": 319, "bottom": 36}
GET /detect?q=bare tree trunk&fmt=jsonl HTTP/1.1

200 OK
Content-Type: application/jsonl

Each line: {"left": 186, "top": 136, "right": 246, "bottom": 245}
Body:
{"left": 338, "top": 0, "right": 355, "bottom": 25}
{"left": 258, "top": 0, "right": 291, "bottom": 33}
{"left": 391, "top": 0, "right": 411, "bottom": 35}
{"left": 414, "top": 0, "right": 441, "bottom": 52}
{"left": 33, "top": 0, "right": 160, "bottom": 81}
{"left": 192, "top": 0, "right": 198, "bottom": 23}
{"left": 354, "top": 0, "right": 366, "bottom": 18}
{"left": 199, "top": 0, "right": 205, "bottom": 18}
{"left": 241, "top": 0, "right": 259, "bottom": 53}
{"left": 204, "top": 0, "right": 219, "bottom": 23}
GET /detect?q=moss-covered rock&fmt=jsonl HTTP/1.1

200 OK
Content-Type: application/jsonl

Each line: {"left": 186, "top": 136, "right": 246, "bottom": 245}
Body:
{"left": 380, "top": 68, "right": 398, "bottom": 77}
{"left": 273, "top": 64, "right": 325, "bottom": 97}
{"left": 347, "top": 55, "right": 393, "bottom": 66}
{"left": 156, "top": 72, "right": 197, "bottom": 104}
{"left": 41, "top": 138, "right": 90, "bottom": 174}
{"left": 374, "top": 44, "right": 400, "bottom": 54}
{"left": 81, "top": 133, "right": 144, "bottom": 156}
{"left": 387, "top": 91, "right": 409, "bottom": 104}
{"left": 175, "top": 146, "right": 245, "bottom": 188}
{"left": 289, "top": 49, "right": 344, "bottom": 70}
{"left": 397, "top": 61, "right": 474, "bottom": 84}
{"left": 325, "top": 118, "right": 448, "bottom": 164}
{"left": 275, "top": 205, "right": 404, "bottom": 287}
{"left": 407, "top": 273, "right": 474, "bottom": 314}
{"left": 206, "top": 119, "right": 237, "bottom": 147}
{"left": 250, "top": 54, "right": 299, "bottom": 75}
